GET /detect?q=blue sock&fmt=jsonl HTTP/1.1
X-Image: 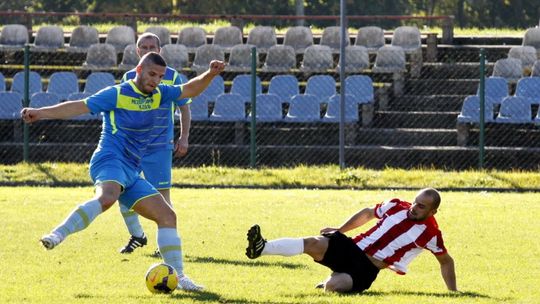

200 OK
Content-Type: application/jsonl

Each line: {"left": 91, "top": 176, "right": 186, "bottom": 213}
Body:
{"left": 53, "top": 199, "right": 102, "bottom": 238}
{"left": 119, "top": 203, "right": 145, "bottom": 238}
{"left": 157, "top": 228, "right": 184, "bottom": 276}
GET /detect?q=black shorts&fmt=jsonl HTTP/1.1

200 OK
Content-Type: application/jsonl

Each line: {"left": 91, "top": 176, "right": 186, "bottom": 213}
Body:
{"left": 315, "top": 231, "right": 380, "bottom": 292}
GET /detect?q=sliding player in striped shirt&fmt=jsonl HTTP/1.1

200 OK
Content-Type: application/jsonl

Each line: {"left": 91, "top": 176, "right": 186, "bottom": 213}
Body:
{"left": 245, "top": 188, "right": 457, "bottom": 293}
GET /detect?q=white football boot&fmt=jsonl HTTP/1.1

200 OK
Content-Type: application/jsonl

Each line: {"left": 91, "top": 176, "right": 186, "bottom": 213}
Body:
{"left": 177, "top": 275, "right": 204, "bottom": 291}
{"left": 40, "top": 232, "right": 64, "bottom": 250}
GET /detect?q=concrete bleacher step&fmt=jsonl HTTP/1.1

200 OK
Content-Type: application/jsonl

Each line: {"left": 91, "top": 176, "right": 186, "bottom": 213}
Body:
{"left": 373, "top": 111, "right": 458, "bottom": 129}
{"left": 402, "top": 78, "right": 478, "bottom": 95}
{"left": 386, "top": 95, "right": 466, "bottom": 112}
{"left": 354, "top": 128, "right": 456, "bottom": 146}
{"left": 461, "top": 125, "right": 540, "bottom": 147}
{"left": 418, "top": 63, "right": 483, "bottom": 80}
{"left": 437, "top": 45, "right": 511, "bottom": 63}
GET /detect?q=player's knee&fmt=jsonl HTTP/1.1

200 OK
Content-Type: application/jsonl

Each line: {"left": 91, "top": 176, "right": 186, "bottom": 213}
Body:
{"left": 156, "top": 209, "right": 177, "bottom": 227}
{"left": 96, "top": 192, "right": 119, "bottom": 210}
{"left": 324, "top": 274, "right": 353, "bottom": 293}
{"left": 303, "top": 236, "right": 328, "bottom": 259}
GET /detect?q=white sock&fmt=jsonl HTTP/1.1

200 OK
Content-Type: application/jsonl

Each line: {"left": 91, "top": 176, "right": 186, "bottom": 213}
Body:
{"left": 261, "top": 238, "right": 304, "bottom": 256}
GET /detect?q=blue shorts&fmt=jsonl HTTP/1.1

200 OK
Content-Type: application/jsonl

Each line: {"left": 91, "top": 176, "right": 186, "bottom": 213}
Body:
{"left": 141, "top": 149, "right": 173, "bottom": 190}
{"left": 89, "top": 154, "right": 159, "bottom": 210}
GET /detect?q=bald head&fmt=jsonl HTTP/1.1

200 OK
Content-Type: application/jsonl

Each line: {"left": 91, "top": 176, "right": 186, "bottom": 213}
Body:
{"left": 418, "top": 188, "right": 441, "bottom": 210}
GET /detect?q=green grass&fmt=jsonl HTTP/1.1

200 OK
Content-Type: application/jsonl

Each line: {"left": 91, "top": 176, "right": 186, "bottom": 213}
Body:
{"left": 0, "top": 187, "right": 538, "bottom": 303}
{"left": 2, "top": 163, "right": 540, "bottom": 190}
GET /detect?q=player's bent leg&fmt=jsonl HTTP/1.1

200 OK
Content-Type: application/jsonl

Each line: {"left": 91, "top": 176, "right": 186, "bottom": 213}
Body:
{"left": 95, "top": 181, "right": 123, "bottom": 211}
{"left": 303, "top": 236, "right": 330, "bottom": 261}
{"left": 323, "top": 272, "right": 353, "bottom": 293}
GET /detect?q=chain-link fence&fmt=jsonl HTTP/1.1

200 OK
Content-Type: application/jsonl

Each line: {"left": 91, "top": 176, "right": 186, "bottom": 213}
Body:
{"left": 1, "top": 20, "right": 539, "bottom": 170}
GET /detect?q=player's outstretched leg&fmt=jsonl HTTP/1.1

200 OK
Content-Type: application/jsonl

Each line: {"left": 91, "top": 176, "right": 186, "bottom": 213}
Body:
{"left": 246, "top": 224, "right": 267, "bottom": 259}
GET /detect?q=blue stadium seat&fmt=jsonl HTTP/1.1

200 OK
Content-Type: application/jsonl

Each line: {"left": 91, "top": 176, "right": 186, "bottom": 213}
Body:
{"left": 284, "top": 94, "right": 321, "bottom": 122}
{"left": 198, "top": 75, "right": 224, "bottom": 101}
{"left": 187, "top": 97, "right": 209, "bottom": 121}
{"left": 0, "top": 91, "right": 23, "bottom": 119}
{"left": 250, "top": 93, "right": 283, "bottom": 122}
{"left": 534, "top": 108, "right": 540, "bottom": 124}
{"left": 11, "top": 71, "right": 42, "bottom": 95}
{"left": 322, "top": 94, "right": 359, "bottom": 123}
{"left": 345, "top": 75, "right": 374, "bottom": 104}
{"left": 495, "top": 96, "right": 532, "bottom": 124}
{"left": 0, "top": 72, "right": 5, "bottom": 91}
{"left": 209, "top": 93, "right": 246, "bottom": 121}
{"left": 514, "top": 77, "right": 540, "bottom": 105}
{"left": 268, "top": 75, "right": 299, "bottom": 104}
{"left": 457, "top": 95, "right": 495, "bottom": 123}
{"left": 47, "top": 72, "right": 79, "bottom": 100}
{"left": 230, "top": 75, "right": 262, "bottom": 102}
{"left": 305, "top": 75, "right": 336, "bottom": 103}
{"left": 480, "top": 77, "right": 509, "bottom": 105}
{"left": 30, "top": 92, "right": 61, "bottom": 108}
{"left": 84, "top": 72, "right": 116, "bottom": 94}
{"left": 66, "top": 92, "right": 101, "bottom": 120}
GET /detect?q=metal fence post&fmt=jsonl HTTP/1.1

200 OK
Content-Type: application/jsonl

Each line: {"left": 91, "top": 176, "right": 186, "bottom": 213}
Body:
{"left": 250, "top": 47, "right": 257, "bottom": 168}
{"left": 23, "top": 44, "right": 30, "bottom": 162}
{"left": 479, "top": 49, "right": 486, "bottom": 169}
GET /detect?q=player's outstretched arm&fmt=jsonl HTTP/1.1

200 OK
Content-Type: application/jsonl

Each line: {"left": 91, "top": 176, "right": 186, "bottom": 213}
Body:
{"left": 180, "top": 60, "right": 225, "bottom": 99}
{"left": 436, "top": 252, "right": 458, "bottom": 291}
{"left": 320, "top": 207, "right": 376, "bottom": 235}
{"left": 21, "top": 100, "right": 90, "bottom": 123}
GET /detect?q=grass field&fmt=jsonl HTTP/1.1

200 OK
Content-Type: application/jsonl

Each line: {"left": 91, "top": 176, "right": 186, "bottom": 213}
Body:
{"left": 0, "top": 187, "right": 538, "bottom": 303}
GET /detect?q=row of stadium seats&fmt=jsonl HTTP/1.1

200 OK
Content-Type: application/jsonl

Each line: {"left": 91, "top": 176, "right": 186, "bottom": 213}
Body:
{"left": 0, "top": 24, "right": 422, "bottom": 55}
{"left": 457, "top": 76, "right": 540, "bottom": 124}
{"left": 492, "top": 56, "right": 540, "bottom": 82}
{"left": 0, "top": 72, "right": 374, "bottom": 104}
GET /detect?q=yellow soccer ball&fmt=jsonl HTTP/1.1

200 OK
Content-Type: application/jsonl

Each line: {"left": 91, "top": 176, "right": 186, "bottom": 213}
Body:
{"left": 145, "top": 263, "right": 178, "bottom": 294}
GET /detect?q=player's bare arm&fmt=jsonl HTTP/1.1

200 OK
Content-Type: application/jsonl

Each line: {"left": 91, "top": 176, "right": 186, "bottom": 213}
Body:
{"left": 436, "top": 252, "right": 458, "bottom": 291}
{"left": 180, "top": 60, "right": 225, "bottom": 99}
{"left": 174, "top": 104, "right": 191, "bottom": 158}
{"left": 21, "top": 100, "right": 90, "bottom": 123}
{"left": 320, "top": 207, "right": 376, "bottom": 235}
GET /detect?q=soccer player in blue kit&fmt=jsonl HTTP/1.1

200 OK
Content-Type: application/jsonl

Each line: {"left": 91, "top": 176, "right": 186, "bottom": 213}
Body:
{"left": 21, "top": 52, "right": 224, "bottom": 291}
{"left": 117, "top": 33, "right": 191, "bottom": 260}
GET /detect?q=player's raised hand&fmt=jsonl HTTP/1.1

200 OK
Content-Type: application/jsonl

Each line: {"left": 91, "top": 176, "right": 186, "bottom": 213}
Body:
{"left": 208, "top": 60, "right": 225, "bottom": 75}
{"left": 21, "top": 108, "right": 41, "bottom": 124}
{"left": 320, "top": 227, "right": 339, "bottom": 235}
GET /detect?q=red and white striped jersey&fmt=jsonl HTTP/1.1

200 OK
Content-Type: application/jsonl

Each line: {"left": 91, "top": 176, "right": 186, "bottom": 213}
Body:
{"left": 352, "top": 198, "right": 447, "bottom": 275}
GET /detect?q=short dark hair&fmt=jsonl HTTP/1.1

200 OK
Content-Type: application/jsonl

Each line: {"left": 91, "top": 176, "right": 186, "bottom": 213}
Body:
{"left": 137, "top": 32, "right": 161, "bottom": 48}
{"left": 421, "top": 188, "right": 441, "bottom": 209}
{"left": 139, "top": 52, "right": 167, "bottom": 67}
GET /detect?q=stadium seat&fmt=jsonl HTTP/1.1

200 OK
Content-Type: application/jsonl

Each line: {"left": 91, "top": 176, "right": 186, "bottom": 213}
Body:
{"left": 457, "top": 95, "right": 495, "bottom": 123}
{"left": 225, "top": 44, "right": 258, "bottom": 72}
{"left": 495, "top": 96, "right": 532, "bottom": 124}
{"left": 300, "top": 45, "right": 334, "bottom": 73}
{"left": 479, "top": 77, "right": 509, "bottom": 105}
{"left": 67, "top": 25, "right": 99, "bottom": 53}
{"left": 391, "top": 26, "right": 421, "bottom": 53}
{"left": 355, "top": 26, "right": 385, "bottom": 52}
{"left": 514, "top": 77, "right": 540, "bottom": 104}
{"left": 337, "top": 45, "right": 369, "bottom": 73}
{"left": 31, "top": 25, "right": 64, "bottom": 52}
{"left": 0, "top": 24, "right": 29, "bottom": 50}
{"left": 230, "top": 74, "right": 262, "bottom": 102}
{"left": 283, "top": 26, "right": 313, "bottom": 54}
{"left": 30, "top": 92, "right": 61, "bottom": 108}
{"left": 372, "top": 45, "right": 406, "bottom": 73}
{"left": 66, "top": 92, "right": 101, "bottom": 120}
{"left": 284, "top": 94, "right": 321, "bottom": 122}
{"left": 11, "top": 71, "right": 42, "bottom": 95}
{"left": 160, "top": 44, "right": 189, "bottom": 71}
{"left": 0, "top": 91, "right": 23, "bottom": 119}
{"left": 198, "top": 75, "right": 224, "bottom": 101}
{"left": 534, "top": 108, "right": 540, "bottom": 124}
{"left": 177, "top": 27, "right": 207, "bottom": 53}
{"left": 246, "top": 26, "right": 277, "bottom": 54}
{"left": 0, "top": 72, "right": 5, "bottom": 91}
{"left": 209, "top": 93, "right": 246, "bottom": 121}
{"left": 268, "top": 75, "right": 299, "bottom": 104}
{"left": 322, "top": 94, "right": 359, "bottom": 123}
{"left": 186, "top": 96, "right": 209, "bottom": 121}
{"left": 249, "top": 93, "right": 283, "bottom": 122}
{"left": 345, "top": 75, "right": 374, "bottom": 104}
{"left": 118, "top": 44, "right": 139, "bottom": 70}
{"left": 508, "top": 46, "right": 537, "bottom": 72}
{"left": 105, "top": 26, "right": 136, "bottom": 53}
{"left": 144, "top": 26, "right": 171, "bottom": 46}
{"left": 84, "top": 72, "right": 116, "bottom": 94}
{"left": 47, "top": 72, "right": 79, "bottom": 100}
{"left": 320, "top": 26, "right": 348, "bottom": 52}
{"left": 492, "top": 58, "right": 523, "bottom": 82}
{"left": 531, "top": 60, "right": 540, "bottom": 77}
{"left": 522, "top": 27, "right": 540, "bottom": 50}
{"left": 305, "top": 75, "right": 336, "bottom": 103}
{"left": 67, "top": 92, "right": 91, "bottom": 100}
{"left": 83, "top": 43, "right": 117, "bottom": 69}
{"left": 212, "top": 26, "right": 243, "bottom": 52}
{"left": 261, "top": 45, "right": 296, "bottom": 72}
{"left": 191, "top": 45, "right": 225, "bottom": 74}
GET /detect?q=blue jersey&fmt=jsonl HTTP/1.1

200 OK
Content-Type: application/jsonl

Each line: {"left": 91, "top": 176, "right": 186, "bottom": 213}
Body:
{"left": 121, "top": 67, "right": 191, "bottom": 152}
{"left": 84, "top": 80, "right": 190, "bottom": 168}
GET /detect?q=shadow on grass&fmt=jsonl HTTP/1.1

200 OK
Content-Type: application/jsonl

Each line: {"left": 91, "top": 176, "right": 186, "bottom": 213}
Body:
{"left": 361, "top": 290, "right": 491, "bottom": 298}
{"left": 185, "top": 255, "right": 306, "bottom": 269}
{"left": 169, "top": 290, "right": 283, "bottom": 303}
